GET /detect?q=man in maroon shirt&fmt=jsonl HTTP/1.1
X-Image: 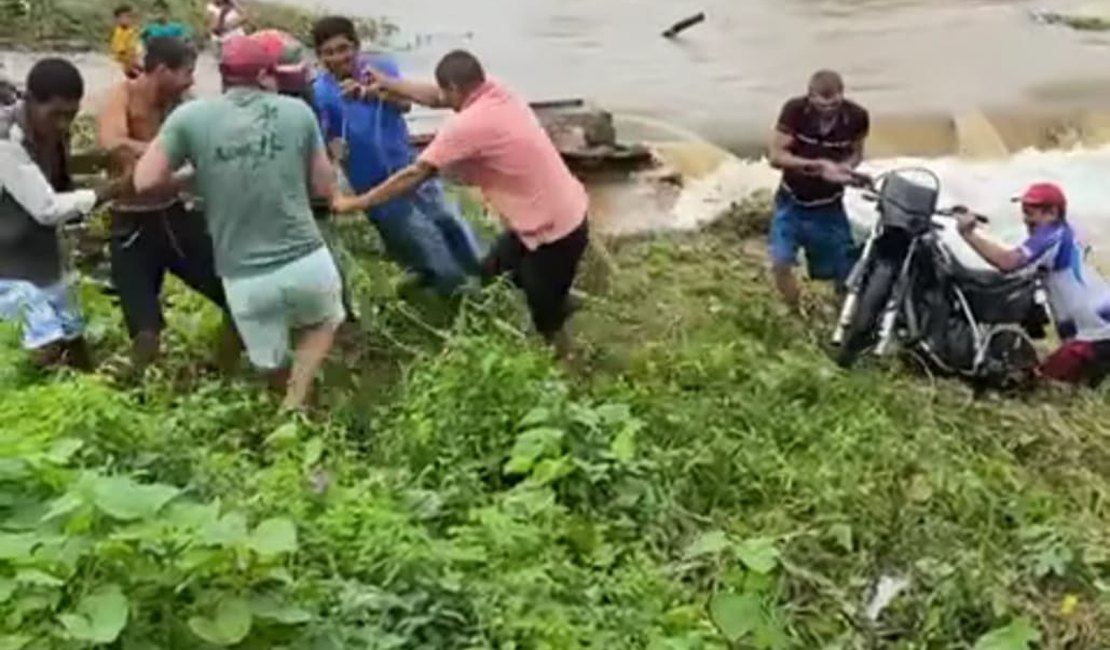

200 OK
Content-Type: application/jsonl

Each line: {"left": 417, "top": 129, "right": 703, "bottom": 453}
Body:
{"left": 767, "top": 70, "right": 870, "bottom": 310}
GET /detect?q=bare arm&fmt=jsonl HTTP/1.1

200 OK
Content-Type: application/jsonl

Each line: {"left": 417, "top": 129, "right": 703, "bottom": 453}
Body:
{"left": 844, "top": 138, "right": 865, "bottom": 169}
{"left": 205, "top": 8, "right": 219, "bottom": 34}
{"left": 768, "top": 130, "right": 820, "bottom": 172}
{"left": 372, "top": 75, "right": 446, "bottom": 109}
{"left": 309, "top": 149, "right": 335, "bottom": 198}
{"left": 133, "top": 137, "right": 174, "bottom": 195}
{"left": 960, "top": 229, "right": 1025, "bottom": 272}
{"left": 97, "top": 83, "right": 147, "bottom": 156}
{"left": 332, "top": 161, "right": 435, "bottom": 213}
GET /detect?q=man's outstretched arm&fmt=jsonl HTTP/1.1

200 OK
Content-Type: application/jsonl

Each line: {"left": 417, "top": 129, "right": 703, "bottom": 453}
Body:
{"left": 369, "top": 72, "right": 446, "bottom": 109}
{"left": 332, "top": 161, "right": 435, "bottom": 214}
{"left": 957, "top": 214, "right": 1025, "bottom": 272}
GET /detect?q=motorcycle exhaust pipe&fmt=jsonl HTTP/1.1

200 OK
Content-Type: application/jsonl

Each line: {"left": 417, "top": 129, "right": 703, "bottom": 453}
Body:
{"left": 874, "top": 308, "right": 898, "bottom": 356}
{"left": 832, "top": 232, "right": 877, "bottom": 345}
{"left": 832, "top": 294, "right": 858, "bottom": 345}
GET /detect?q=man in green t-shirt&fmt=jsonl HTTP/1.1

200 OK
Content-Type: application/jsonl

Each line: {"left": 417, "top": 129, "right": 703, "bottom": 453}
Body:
{"left": 133, "top": 35, "right": 342, "bottom": 410}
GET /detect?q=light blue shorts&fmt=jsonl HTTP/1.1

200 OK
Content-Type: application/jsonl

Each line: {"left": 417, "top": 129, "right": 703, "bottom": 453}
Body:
{"left": 223, "top": 247, "right": 345, "bottom": 370}
{"left": 0, "top": 277, "right": 83, "bottom": 350}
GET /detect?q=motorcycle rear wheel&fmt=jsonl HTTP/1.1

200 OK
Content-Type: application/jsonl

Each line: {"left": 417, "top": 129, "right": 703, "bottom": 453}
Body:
{"left": 836, "top": 260, "right": 899, "bottom": 369}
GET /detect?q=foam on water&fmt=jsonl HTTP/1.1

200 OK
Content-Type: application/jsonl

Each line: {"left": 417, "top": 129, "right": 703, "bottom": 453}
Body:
{"left": 850, "top": 144, "right": 1110, "bottom": 269}
{"left": 617, "top": 110, "right": 1110, "bottom": 269}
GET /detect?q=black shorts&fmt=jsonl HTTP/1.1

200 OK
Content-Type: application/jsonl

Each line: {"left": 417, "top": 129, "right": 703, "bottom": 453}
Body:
{"left": 109, "top": 203, "right": 227, "bottom": 337}
{"left": 481, "top": 217, "right": 589, "bottom": 338}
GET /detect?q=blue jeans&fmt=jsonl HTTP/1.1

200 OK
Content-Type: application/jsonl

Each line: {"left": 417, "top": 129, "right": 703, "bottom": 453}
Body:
{"left": 769, "top": 190, "right": 857, "bottom": 283}
{"left": 413, "top": 179, "right": 484, "bottom": 274}
{"left": 369, "top": 180, "right": 483, "bottom": 295}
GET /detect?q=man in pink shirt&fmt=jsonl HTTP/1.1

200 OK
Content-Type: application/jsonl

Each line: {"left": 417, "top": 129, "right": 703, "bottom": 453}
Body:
{"left": 332, "top": 50, "right": 589, "bottom": 357}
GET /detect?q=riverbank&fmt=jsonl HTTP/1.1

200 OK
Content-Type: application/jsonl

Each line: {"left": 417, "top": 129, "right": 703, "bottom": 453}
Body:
{"left": 0, "top": 0, "right": 393, "bottom": 53}
{"left": 2, "top": 193, "right": 1108, "bottom": 646}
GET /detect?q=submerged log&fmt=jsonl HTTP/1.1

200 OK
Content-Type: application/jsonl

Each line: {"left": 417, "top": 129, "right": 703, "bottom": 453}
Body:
{"left": 662, "top": 13, "right": 706, "bottom": 38}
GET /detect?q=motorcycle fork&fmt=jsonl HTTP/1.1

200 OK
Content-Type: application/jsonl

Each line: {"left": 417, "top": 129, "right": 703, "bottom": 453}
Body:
{"left": 874, "top": 239, "right": 919, "bottom": 356}
{"left": 833, "top": 229, "right": 879, "bottom": 345}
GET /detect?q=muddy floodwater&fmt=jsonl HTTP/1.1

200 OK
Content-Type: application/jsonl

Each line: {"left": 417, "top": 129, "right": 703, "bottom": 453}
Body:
{"left": 6, "top": 0, "right": 1110, "bottom": 255}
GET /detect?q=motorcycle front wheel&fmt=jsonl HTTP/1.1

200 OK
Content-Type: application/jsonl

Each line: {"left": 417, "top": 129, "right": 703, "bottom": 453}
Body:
{"left": 836, "top": 260, "right": 899, "bottom": 369}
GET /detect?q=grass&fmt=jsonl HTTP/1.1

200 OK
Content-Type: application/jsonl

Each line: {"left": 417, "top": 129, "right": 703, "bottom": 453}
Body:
{"left": 1, "top": 189, "right": 1108, "bottom": 647}
{"left": 0, "top": 0, "right": 394, "bottom": 51}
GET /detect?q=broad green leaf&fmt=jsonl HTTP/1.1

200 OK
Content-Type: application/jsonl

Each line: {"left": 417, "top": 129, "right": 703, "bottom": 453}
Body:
{"left": 41, "top": 492, "right": 84, "bottom": 522}
{"left": 188, "top": 597, "right": 252, "bottom": 646}
{"left": 91, "top": 476, "right": 179, "bottom": 521}
{"left": 708, "top": 592, "right": 760, "bottom": 642}
{"left": 303, "top": 437, "right": 324, "bottom": 469}
{"left": 684, "top": 530, "right": 729, "bottom": 559}
{"left": 519, "top": 407, "right": 552, "bottom": 427}
{"left": 0, "top": 533, "right": 37, "bottom": 560}
{"left": 265, "top": 421, "right": 300, "bottom": 447}
{"left": 595, "top": 403, "right": 633, "bottom": 423}
{"left": 0, "top": 459, "right": 27, "bottom": 481}
{"left": 248, "top": 518, "right": 298, "bottom": 556}
{"left": 203, "top": 511, "right": 249, "bottom": 547}
{"left": 166, "top": 502, "right": 221, "bottom": 530}
{"left": 0, "top": 635, "right": 30, "bottom": 650}
{"left": 529, "top": 457, "right": 574, "bottom": 485}
{"left": 736, "top": 537, "right": 781, "bottom": 574}
{"left": 0, "top": 578, "right": 14, "bottom": 603}
{"left": 504, "top": 427, "right": 564, "bottom": 475}
{"left": 15, "top": 569, "right": 63, "bottom": 587}
{"left": 610, "top": 427, "right": 636, "bottom": 463}
{"left": 250, "top": 595, "right": 313, "bottom": 624}
{"left": 973, "top": 618, "right": 1041, "bottom": 650}
{"left": 58, "top": 584, "right": 129, "bottom": 644}
{"left": 45, "top": 438, "right": 84, "bottom": 465}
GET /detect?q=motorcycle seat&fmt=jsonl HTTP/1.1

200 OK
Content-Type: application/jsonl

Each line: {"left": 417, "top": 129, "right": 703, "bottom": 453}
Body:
{"left": 949, "top": 259, "right": 1033, "bottom": 293}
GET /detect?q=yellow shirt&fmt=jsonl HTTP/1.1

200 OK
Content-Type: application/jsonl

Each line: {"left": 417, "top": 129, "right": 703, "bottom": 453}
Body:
{"left": 110, "top": 26, "right": 139, "bottom": 68}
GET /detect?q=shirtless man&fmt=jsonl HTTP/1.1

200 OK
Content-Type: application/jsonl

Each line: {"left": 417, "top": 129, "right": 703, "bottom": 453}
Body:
{"left": 98, "top": 36, "right": 237, "bottom": 372}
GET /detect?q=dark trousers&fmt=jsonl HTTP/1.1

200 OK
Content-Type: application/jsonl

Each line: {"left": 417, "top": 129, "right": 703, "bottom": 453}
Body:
{"left": 481, "top": 218, "right": 589, "bottom": 338}
{"left": 109, "top": 203, "right": 227, "bottom": 337}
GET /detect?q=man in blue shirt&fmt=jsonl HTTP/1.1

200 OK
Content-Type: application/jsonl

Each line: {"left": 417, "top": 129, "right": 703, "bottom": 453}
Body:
{"left": 310, "top": 16, "right": 482, "bottom": 295}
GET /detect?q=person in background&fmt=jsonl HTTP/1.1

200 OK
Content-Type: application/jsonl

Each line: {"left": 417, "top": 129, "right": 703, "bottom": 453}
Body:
{"left": 331, "top": 50, "right": 589, "bottom": 359}
{"left": 134, "top": 35, "right": 342, "bottom": 410}
{"left": 311, "top": 16, "right": 483, "bottom": 296}
{"left": 98, "top": 36, "right": 239, "bottom": 373}
{"left": 206, "top": 0, "right": 247, "bottom": 54}
{"left": 956, "top": 183, "right": 1110, "bottom": 387}
{"left": 767, "top": 69, "right": 870, "bottom": 311}
{"left": 251, "top": 27, "right": 359, "bottom": 325}
{"left": 0, "top": 59, "right": 129, "bottom": 369}
{"left": 141, "top": 0, "right": 190, "bottom": 45}
{"left": 110, "top": 4, "right": 143, "bottom": 79}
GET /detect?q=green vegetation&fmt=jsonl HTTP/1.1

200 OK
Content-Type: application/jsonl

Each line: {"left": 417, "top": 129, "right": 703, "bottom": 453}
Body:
{"left": 1, "top": 192, "right": 1108, "bottom": 648}
{"left": 0, "top": 0, "right": 394, "bottom": 51}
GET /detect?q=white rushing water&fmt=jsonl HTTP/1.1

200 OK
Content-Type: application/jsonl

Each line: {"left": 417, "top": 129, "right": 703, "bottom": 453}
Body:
{"left": 616, "top": 113, "right": 1110, "bottom": 268}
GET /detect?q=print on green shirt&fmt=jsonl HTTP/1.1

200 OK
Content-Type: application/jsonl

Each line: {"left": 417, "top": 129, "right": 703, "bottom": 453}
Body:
{"left": 158, "top": 88, "right": 325, "bottom": 279}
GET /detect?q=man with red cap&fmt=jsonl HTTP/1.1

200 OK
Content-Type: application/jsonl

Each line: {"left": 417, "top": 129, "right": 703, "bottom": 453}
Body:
{"left": 956, "top": 182, "right": 1110, "bottom": 387}
{"left": 133, "top": 34, "right": 341, "bottom": 410}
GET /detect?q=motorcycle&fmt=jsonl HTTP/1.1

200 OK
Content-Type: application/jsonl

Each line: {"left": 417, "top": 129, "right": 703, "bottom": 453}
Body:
{"left": 831, "top": 167, "right": 1051, "bottom": 389}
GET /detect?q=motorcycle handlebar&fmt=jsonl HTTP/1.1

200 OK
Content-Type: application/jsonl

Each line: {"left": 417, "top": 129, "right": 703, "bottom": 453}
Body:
{"left": 856, "top": 187, "right": 990, "bottom": 224}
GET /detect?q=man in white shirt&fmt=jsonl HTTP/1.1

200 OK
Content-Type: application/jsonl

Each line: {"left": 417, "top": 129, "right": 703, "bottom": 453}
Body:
{"left": 957, "top": 182, "right": 1110, "bottom": 387}
{"left": 0, "top": 59, "right": 127, "bottom": 369}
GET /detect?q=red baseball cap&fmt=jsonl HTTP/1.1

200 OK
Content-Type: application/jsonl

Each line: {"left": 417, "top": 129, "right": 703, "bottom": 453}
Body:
{"left": 219, "top": 35, "right": 279, "bottom": 81}
{"left": 250, "top": 29, "right": 311, "bottom": 93}
{"left": 1013, "top": 182, "right": 1067, "bottom": 209}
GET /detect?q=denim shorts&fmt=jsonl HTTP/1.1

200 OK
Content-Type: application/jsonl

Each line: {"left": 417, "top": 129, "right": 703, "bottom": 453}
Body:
{"left": 768, "top": 190, "right": 857, "bottom": 282}
{"left": 0, "top": 276, "right": 83, "bottom": 350}
{"left": 223, "top": 247, "right": 345, "bottom": 370}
